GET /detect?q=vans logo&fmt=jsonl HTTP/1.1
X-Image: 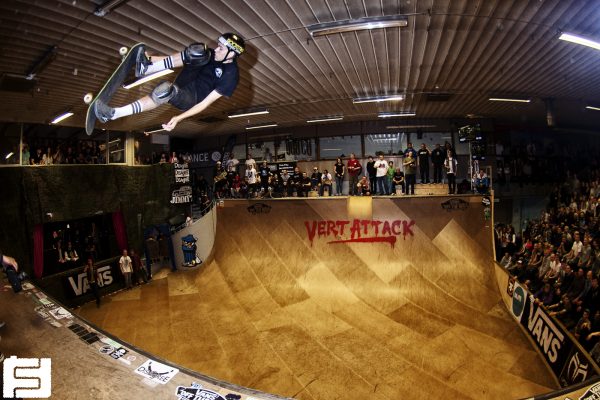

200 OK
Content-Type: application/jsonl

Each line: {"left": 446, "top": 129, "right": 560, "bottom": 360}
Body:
{"left": 526, "top": 302, "right": 564, "bottom": 363}
{"left": 567, "top": 352, "right": 589, "bottom": 384}
{"left": 67, "top": 266, "right": 113, "bottom": 296}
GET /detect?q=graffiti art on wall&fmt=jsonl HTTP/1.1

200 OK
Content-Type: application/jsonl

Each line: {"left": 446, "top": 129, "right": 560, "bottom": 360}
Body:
{"left": 304, "top": 219, "right": 415, "bottom": 248}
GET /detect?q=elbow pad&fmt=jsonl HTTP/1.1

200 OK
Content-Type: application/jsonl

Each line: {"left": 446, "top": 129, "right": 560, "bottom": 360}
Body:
{"left": 182, "top": 43, "right": 211, "bottom": 66}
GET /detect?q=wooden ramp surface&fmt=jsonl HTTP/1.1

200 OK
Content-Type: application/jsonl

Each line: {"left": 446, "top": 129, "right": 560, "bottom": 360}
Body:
{"left": 78, "top": 196, "right": 557, "bottom": 399}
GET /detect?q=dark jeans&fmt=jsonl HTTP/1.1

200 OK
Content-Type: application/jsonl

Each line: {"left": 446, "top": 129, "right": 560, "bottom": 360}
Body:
{"left": 433, "top": 163, "right": 443, "bottom": 183}
{"left": 369, "top": 175, "right": 376, "bottom": 194}
{"left": 376, "top": 176, "right": 387, "bottom": 195}
{"left": 335, "top": 176, "right": 344, "bottom": 195}
{"left": 349, "top": 175, "right": 360, "bottom": 195}
{"left": 134, "top": 268, "right": 148, "bottom": 284}
{"left": 89, "top": 281, "right": 100, "bottom": 306}
{"left": 419, "top": 164, "right": 429, "bottom": 183}
{"left": 405, "top": 174, "right": 415, "bottom": 194}
{"left": 447, "top": 173, "right": 456, "bottom": 194}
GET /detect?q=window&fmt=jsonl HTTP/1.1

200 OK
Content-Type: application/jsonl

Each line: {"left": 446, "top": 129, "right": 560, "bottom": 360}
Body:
{"left": 247, "top": 140, "right": 276, "bottom": 162}
{"left": 319, "top": 135, "right": 361, "bottom": 159}
{"left": 108, "top": 132, "right": 126, "bottom": 163}
{"left": 364, "top": 133, "right": 406, "bottom": 156}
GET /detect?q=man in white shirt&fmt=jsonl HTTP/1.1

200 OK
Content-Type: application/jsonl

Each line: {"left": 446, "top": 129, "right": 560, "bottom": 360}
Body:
{"left": 245, "top": 154, "right": 256, "bottom": 170}
{"left": 245, "top": 163, "right": 258, "bottom": 196}
{"left": 566, "top": 231, "right": 583, "bottom": 267}
{"left": 373, "top": 154, "right": 389, "bottom": 195}
{"left": 320, "top": 169, "right": 333, "bottom": 196}
{"left": 119, "top": 249, "right": 133, "bottom": 290}
{"left": 225, "top": 152, "right": 239, "bottom": 172}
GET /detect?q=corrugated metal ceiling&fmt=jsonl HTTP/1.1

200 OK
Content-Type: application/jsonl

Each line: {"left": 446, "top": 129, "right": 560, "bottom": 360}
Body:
{"left": 1, "top": 0, "right": 599, "bottom": 138}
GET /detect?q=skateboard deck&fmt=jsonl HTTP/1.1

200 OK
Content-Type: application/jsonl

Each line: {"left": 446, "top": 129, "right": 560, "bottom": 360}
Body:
{"left": 85, "top": 42, "right": 145, "bottom": 135}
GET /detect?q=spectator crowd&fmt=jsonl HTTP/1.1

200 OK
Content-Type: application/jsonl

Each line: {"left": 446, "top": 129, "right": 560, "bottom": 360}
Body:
{"left": 496, "top": 168, "right": 600, "bottom": 359}
{"left": 196, "top": 142, "right": 490, "bottom": 200}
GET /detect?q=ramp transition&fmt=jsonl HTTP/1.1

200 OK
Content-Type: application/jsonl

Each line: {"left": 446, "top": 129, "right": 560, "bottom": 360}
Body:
{"left": 77, "top": 196, "right": 557, "bottom": 399}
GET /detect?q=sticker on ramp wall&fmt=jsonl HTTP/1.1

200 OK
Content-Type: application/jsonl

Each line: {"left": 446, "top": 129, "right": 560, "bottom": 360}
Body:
{"left": 441, "top": 198, "right": 469, "bottom": 211}
{"left": 175, "top": 382, "right": 226, "bottom": 400}
{"left": 580, "top": 382, "right": 600, "bottom": 399}
{"left": 247, "top": 203, "right": 272, "bottom": 214}
{"left": 511, "top": 283, "right": 526, "bottom": 322}
{"left": 135, "top": 359, "right": 179, "bottom": 385}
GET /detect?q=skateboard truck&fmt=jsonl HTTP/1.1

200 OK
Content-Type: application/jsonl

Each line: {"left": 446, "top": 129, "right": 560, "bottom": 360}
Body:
{"left": 83, "top": 46, "right": 129, "bottom": 105}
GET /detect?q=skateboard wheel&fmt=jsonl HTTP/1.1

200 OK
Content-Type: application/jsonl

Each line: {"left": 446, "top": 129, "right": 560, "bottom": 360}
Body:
{"left": 83, "top": 93, "right": 93, "bottom": 104}
{"left": 119, "top": 46, "right": 128, "bottom": 56}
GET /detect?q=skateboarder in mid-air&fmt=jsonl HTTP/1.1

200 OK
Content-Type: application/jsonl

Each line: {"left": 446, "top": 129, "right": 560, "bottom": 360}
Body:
{"left": 94, "top": 32, "right": 245, "bottom": 132}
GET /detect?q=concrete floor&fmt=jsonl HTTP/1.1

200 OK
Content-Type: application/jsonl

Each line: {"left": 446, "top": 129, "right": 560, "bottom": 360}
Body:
{"left": 78, "top": 197, "right": 557, "bottom": 399}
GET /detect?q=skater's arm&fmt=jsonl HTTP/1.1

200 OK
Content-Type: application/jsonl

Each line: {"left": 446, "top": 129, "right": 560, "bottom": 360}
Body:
{"left": 162, "top": 90, "right": 222, "bottom": 131}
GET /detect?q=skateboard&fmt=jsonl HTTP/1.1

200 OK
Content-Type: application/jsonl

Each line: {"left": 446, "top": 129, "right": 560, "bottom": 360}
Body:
{"left": 84, "top": 42, "right": 145, "bottom": 135}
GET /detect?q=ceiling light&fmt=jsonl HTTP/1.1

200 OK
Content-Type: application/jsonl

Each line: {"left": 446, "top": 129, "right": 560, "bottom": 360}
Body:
{"left": 378, "top": 112, "right": 415, "bottom": 118}
{"left": 50, "top": 111, "right": 74, "bottom": 124}
{"left": 559, "top": 32, "right": 600, "bottom": 51}
{"left": 123, "top": 69, "right": 174, "bottom": 89}
{"left": 488, "top": 97, "right": 530, "bottom": 103}
{"left": 306, "top": 115, "right": 344, "bottom": 123}
{"left": 386, "top": 124, "right": 437, "bottom": 129}
{"left": 353, "top": 95, "right": 405, "bottom": 104}
{"left": 5, "top": 152, "right": 14, "bottom": 160}
{"left": 228, "top": 108, "right": 269, "bottom": 118}
{"left": 246, "top": 123, "right": 278, "bottom": 130}
{"left": 586, "top": 105, "right": 600, "bottom": 111}
{"left": 308, "top": 15, "right": 408, "bottom": 37}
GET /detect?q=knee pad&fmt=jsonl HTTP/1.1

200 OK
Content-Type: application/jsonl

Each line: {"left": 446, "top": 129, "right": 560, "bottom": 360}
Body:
{"left": 182, "top": 43, "right": 211, "bottom": 66}
{"left": 150, "top": 81, "right": 178, "bottom": 105}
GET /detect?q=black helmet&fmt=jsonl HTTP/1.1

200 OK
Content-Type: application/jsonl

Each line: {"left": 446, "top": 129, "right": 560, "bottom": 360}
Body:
{"left": 218, "top": 32, "right": 245, "bottom": 56}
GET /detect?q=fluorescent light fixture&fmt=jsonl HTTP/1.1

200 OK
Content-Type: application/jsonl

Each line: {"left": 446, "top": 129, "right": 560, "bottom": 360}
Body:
{"left": 110, "top": 149, "right": 125, "bottom": 154}
{"left": 369, "top": 133, "right": 401, "bottom": 143}
{"left": 378, "top": 112, "right": 415, "bottom": 118}
{"left": 353, "top": 94, "right": 405, "bottom": 104}
{"left": 386, "top": 124, "right": 437, "bottom": 129}
{"left": 308, "top": 15, "right": 408, "bottom": 37}
{"left": 488, "top": 97, "right": 531, "bottom": 103}
{"left": 51, "top": 111, "right": 74, "bottom": 124}
{"left": 306, "top": 115, "right": 344, "bottom": 123}
{"left": 5, "top": 152, "right": 14, "bottom": 159}
{"left": 559, "top": 32, "right": 600, "bottom": 51}
{"left": 586, "top": 105, "right": 600, "bottom": 111}
{"left": 123, "top": 69, "right": 174, "bottom": 89}
{"left": 228, "top": 108, "right": 269, "bottom": 118}
{"left": 108, "top": 138, "right": 121, "bottom": 144}
{"left": 246, "top": 123, "right": 278, "bottom": 130}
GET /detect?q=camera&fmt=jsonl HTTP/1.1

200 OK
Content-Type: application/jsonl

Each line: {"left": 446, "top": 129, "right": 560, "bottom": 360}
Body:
{"left": 3, "top": 265, "right": 27, "bottom": 293}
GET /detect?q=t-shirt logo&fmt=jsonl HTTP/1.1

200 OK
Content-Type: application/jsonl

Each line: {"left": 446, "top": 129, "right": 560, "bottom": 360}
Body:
{"left": 215, "top": 68, "right": 223, "bottom": 78}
